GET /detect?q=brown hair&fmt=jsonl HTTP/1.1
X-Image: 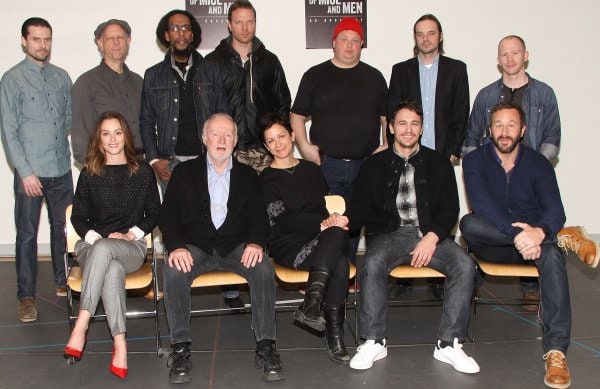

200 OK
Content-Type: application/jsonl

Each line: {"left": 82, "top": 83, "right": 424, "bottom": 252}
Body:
{"left": 85, "top": 111, "right": 140, "bottom": 176}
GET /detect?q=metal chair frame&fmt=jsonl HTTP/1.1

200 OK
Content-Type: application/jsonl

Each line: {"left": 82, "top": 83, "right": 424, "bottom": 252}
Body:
{"left": 63, "top": 204, "right": 162, "bottom": 356}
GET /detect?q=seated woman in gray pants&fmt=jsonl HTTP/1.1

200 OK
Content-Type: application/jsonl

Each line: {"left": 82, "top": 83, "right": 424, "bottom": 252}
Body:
{"left": 63, "top": 111, "right": 160, "bottom": 379}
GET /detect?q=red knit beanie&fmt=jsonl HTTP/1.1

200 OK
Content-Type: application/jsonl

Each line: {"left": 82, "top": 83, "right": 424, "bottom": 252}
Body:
{"left": 332, "top": 17, "right": 364, "bottom": 42}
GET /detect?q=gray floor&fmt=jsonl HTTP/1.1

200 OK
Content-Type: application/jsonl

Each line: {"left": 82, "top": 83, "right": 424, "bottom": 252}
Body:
{"left": 1, "top": 252, "right": 599, "bottom": 388}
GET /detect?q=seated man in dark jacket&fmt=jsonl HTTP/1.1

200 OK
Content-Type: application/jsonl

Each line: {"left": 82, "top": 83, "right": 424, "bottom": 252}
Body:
{"left": 159, "top": 113, "right": 282, "bottom": 384}
{"left": 327, "top": 101, "right": 479, "bottom": 373}
{"left": 460, "top": 102, "right": 571, "bottom": 389}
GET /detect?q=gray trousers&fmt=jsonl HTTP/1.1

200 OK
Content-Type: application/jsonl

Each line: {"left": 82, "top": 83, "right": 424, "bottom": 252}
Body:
{"left": 76, "top": 238, "right": 146, "bottom": 336}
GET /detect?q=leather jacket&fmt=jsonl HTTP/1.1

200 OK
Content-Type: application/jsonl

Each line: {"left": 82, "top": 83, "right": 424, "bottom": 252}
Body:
{"left": 205, "top": 36, "right": 291, "bottom": 150}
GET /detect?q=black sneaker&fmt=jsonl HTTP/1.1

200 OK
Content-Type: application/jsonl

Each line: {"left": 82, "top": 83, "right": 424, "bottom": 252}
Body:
{"left": 167, "top": 345, "right": 192, "bottom": 384}
{"left": 255, "top": 344, "right": 284, "bottom": 381}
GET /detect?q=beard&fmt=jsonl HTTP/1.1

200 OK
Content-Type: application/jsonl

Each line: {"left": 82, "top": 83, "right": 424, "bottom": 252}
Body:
{"left": 172, "top": 46, "right": 192, "bottom": 59}
{"left": 492, "top": 135, "right": 521, "bottom": 154}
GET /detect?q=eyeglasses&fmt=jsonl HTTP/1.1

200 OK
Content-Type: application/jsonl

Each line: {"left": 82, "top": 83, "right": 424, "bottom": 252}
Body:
{"left": 168, "top": 24, "right": 193, "bottom": 33}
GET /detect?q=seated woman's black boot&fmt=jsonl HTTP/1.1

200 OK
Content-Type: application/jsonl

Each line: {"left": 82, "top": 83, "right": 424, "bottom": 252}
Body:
{"left": 324, "top": 302, "right": 350, "bottom": 364}
{"left": 293, "top": 267, "right": 332, "bottom": 332}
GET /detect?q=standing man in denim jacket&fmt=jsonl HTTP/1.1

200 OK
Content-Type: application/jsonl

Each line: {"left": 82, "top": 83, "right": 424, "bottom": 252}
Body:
{"left": 463, "top": 35, "right": 560, "bottom": 160}
{"left": 140, "top": 9, "right": 228, "bottom": 191}
{"left": 0, "top": 17, "right": 74, "bottom": 322}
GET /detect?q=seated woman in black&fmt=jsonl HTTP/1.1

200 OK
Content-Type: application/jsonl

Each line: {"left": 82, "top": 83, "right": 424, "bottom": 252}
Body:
{"left": 258, "top": 112, "right": 350, "bottom": 364}
{"left": 63, "top": 111, "right": 160, "bottom": 379}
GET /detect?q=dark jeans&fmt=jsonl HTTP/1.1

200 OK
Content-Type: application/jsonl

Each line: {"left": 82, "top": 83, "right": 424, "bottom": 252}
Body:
{"left": 321, "top": 156, "right": 363, "bottom": 265}
{"left": 460, "top": 214, "right": 571, "bottom": 353}
{"left": 14, "top": 170, "right": 73, "bottom": 299}
{"left": 359, "top": 227, "right": 475, "bottom": 342}
{"left": 163, "top": 243, "right": 276, "bottom": 345}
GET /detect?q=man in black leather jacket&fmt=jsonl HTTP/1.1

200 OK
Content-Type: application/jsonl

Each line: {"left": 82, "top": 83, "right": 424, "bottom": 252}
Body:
{"left": 206, "top": 0, "right": 291, "bottom": 173}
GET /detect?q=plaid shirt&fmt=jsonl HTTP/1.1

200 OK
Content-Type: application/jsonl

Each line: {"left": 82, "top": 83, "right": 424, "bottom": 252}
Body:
{"left": 395, "top": 146, "right": 420, "bottom": 228}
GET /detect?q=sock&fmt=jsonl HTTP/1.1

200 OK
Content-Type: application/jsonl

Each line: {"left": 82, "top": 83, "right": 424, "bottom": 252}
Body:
{"left": 256, "top": 339, "right": 274, "bottom": 351}
{"left": 438, "top": 340, "right": 453, "bottom": 349}
{"left": 375, "top": 338, "right": 386, "bottom": 346}
{"left": 173, "top": 342, "right": 190, "bottom": 352}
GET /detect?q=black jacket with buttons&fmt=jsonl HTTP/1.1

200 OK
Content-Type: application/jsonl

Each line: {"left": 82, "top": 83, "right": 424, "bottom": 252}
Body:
{"left": 158, "top": 153, "right": 268, "bottom": 256}
{"left": 346, "top": 146, "right": 459, "bottom": 242}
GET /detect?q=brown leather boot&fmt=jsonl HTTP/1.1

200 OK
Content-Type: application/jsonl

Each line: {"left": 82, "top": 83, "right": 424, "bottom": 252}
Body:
{"left": 543, "top": 350, "right": 571, "bottom": 388}
{"left": 557, "top": 226, "right": 599, "bottom": 268}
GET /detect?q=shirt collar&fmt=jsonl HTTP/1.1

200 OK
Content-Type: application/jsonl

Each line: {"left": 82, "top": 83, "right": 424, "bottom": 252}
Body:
{"left": 393, "top": 144, "right": 420, "bottom": 161}
{"left": 24, "top": 55, "right": 47, "bottom": 71}
{"left": 417, "top": 54, "right": 439, "bottom": 68}
{"left": 207, "top": 156, "right": 233, "bottom": 176}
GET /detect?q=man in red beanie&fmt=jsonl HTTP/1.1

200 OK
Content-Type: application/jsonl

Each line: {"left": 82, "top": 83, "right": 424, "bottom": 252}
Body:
{"left": 291, "top": 17, "right": 387, "bottom": 265}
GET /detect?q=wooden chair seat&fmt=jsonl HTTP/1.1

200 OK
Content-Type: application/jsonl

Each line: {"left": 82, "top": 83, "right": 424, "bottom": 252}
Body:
{"left": 67, "top": 262, "right": 153, "bottom": 292}
{"left": 476, "top": 260, "right": 538, "bottom": 277}
{"left": 273, "top": 262, "right": 356, "bottom": 284}
{"left": 389, "top": 265, "right": 445, "bottom": 278}
{"left": 191, "top": 271, "right": 248, "bottom": 288}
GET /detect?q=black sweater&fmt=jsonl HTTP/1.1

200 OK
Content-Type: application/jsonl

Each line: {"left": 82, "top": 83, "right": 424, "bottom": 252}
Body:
{"left": 71, "top": 163, "right": 160, "bottom": 238}
{"left": 259, "top": 160, "right": 329, "bottom": 263}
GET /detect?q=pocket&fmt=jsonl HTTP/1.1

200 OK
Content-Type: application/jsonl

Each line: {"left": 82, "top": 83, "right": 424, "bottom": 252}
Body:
{"left": 153, "top": 88, "right": 170, "bottom": 113}
{"left": 53, "top": 91, "right": 68, "bottom": 117}
{"left": 197, "top": 83, "right": 215, "bottom": 109}
{"left": 21, "top": 91, "right": 45, "bottom": 119}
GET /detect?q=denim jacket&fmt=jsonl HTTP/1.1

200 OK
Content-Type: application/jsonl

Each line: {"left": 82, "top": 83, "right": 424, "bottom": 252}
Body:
{"left": 463, "top": 74, "right": 561, "bottom": 160}
{"left": 140, "top": 51, "right": 228, "bottom": 162}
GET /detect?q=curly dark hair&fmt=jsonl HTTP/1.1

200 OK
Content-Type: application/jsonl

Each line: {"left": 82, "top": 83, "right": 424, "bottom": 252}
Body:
{"left": 156, "top": 9, "right": 202, "bottom": 49}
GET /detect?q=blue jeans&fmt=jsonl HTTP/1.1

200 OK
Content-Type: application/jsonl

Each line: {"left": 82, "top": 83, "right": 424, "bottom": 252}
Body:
{"left": 321, "top": 156, "right": 364, "bottom": 264}
{"left": 460, "top": 214, "right": 571, "bottom": 353}
{"left": 359, "top": 227, "right": 475, "bottom": 342}
{"left": 163, "top": 243, "right": 277, "bottom": 345}
{"left": 14, "top": 170, "right": 73, "bottom": 299}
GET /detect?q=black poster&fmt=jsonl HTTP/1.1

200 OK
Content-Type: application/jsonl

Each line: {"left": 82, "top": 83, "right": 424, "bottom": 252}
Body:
{"left": 187, "top": 0, "right": 232, "bottom": 50}
{"left": 305, "top": 0, "right": 367, "bottom": 49}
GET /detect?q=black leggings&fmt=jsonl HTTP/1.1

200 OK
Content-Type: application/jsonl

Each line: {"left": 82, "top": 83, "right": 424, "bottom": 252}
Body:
{"left": 296, "top": 227, "right": 350, "bottom": 305}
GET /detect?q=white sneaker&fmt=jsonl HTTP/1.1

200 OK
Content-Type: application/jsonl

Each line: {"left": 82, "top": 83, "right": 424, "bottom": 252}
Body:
{"left": 433, "top": 338, "right": 480, "bottom": 374}
{"left": 349, "top": 339, "right": 387, "bottom": 370}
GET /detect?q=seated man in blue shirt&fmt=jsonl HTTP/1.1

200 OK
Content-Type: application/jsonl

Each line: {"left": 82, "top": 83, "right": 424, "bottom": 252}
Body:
{"left": 158, "top": 113, "right": 282, "bottom": 384}
{"left": 460, "top": 102, "right": 571, "bottom": 389}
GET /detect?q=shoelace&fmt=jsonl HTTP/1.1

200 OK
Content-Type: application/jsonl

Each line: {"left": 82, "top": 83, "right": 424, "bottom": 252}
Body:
{"left": 167, "top": 350, "right": 192, "bottom": 369}
{"left": 557, "top": 233, "right": 582, "bottom": 253}
{"left": 543, "top": 351, "right": 567, "bottom": 370}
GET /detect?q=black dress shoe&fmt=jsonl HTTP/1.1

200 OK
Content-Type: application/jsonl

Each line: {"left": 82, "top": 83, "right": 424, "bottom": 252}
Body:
{"left": 224, "top": 296, "right": 245, "bottom": 309}
{"left": 167, "top": 345, "right": 192, "bottom": 384}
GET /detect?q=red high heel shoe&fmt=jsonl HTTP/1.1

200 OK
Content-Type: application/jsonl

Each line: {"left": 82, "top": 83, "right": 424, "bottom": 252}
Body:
{"left": 110, "top": 348, "right": 128, "bottom": 379}
{"left": 64, "top": 335, "right": 87, "bottom": 363}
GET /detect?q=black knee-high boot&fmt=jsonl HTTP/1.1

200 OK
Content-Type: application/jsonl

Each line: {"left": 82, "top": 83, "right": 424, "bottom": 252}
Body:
{"left": 293, "top": 267, "right": 331, "bottom": 332}
{"left": 324, "top": 302, "right": 350, "bottom": 364}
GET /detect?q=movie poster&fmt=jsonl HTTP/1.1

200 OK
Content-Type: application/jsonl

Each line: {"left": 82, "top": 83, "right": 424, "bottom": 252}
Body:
{"left": 305, "top": 0, "right": 367, "bottom": 49}
{"left": 186, "top": 0, "right": 232, "bottom": 50}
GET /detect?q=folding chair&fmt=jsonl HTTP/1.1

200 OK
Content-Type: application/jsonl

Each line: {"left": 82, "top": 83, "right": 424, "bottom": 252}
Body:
{"left": 63, "top": 204, "right": 162, "bottom": 357}
{"left": 470, "top": 256, "right": 539, "bottom": 340}
{"left": 189, "top": 271, "right": 249, "bottom": 315}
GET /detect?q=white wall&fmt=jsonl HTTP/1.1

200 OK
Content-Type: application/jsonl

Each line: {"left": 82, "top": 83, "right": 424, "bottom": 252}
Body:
{"left": 1, "top": 0, "right": 598, "bottom": 254}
